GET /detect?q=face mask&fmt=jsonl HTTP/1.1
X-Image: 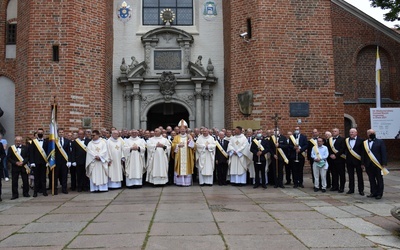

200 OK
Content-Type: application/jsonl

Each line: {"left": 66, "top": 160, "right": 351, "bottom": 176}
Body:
{"left": 294, "top": 130, "right": 300, "bottom": 134}
{"left": 369, "top": 134, "right": 376, "bottom": 140}
{"left": 256, "top": 133, "right": 262, "bottom": 138}
{"left": 37, "top": 133, "right": 43, "bottom": 138}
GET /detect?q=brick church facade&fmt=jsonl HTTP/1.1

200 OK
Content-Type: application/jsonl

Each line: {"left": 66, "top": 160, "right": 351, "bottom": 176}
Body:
{"left": 0, "top": 0, "right": 399, "bottom": 159}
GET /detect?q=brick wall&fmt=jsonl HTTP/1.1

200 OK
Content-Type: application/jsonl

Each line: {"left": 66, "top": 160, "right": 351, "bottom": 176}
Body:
{"left": 0, "top": 0, "right": 17, "bottom": 86}
{"left": 224, "top": 0, "right": 343, "bottom": 136}
{"left": 13, "top": 0, "right": 113, "bottom": 138}
{"left": 331, "top": 2, "right": 400, "bottom": 160}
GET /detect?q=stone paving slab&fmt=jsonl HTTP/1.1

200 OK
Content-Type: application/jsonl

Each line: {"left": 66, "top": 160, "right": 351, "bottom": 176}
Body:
{"left": 67, "top": 233, "right": 145, "bottom": 249}
{"left": 336, "top": 218, "right": 393, "bottom": 236}
{"left": 0, "top": 232, "right": 76, "bottom": 248}
{"left": 157, "top": 203, "right": 208, "bottom": 210}
{"left": 355, "top": 204, "right": 396, "bottom": 216}
{"left": 338, "top": 205, "right": 374, "bottom": 217}
{"left": 50, "top": 205, "right": 104, "bottom": 214}
{"left": 94, "top": 211, "right": 153, "bottom": 222}
{"left": 154, "top": 210, "right": 214, "bottom": 222}
{"left": 0, "top": 214, "right": 43, "bottom": 226}
{"left": 224, "top": 235, "right": 308, "bottom": 250}
{"left": 313, "top": 206, "right": 354, "bottom": 218}
{"left": 0, "top": 225, "right": 23, "bottom": 241}
{"left": 278, "top": 218, "right": 345, "bottom": 230}
{"left": 103, "top": 204, "right": 157, "bottom": 213}
{"left": 268, "top": 210, "right": 327, "bottom": 220}
{"left": 37, "top": 213, "right": 98, "bottom": 223}
{"left": 82, "top": 221, "right": 149, "bottom": 234}
{"left": 218, "top": 221, "right": 288, "bottom": 235}
{"left": 366, "top": 235, "right": 400, "bottom": 249}
{"left": 19, "top": 222, "right": 87, "bottom": 233}
{"left": 364, "top": 215, "right": 400, "bottom": 232}
{"left": 149, "top": 222, "right": 219, "bottom": 236}
{"left": 260, "top": 202, "right": 312, "bottom": 211}
{"left": 291, "top": 228, "right": 376, "bottom": 248}
{"left": 145, "top": 235, "right": 225, "bottom": 250}
{"left": 212, "top": 211, "right": 273, "bottom": 222}
{"left": 0, "top": 205, "right": 57, "bottom": 215}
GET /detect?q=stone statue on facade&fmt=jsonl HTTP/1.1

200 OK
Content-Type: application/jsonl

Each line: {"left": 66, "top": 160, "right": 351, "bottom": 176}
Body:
{"left": 195, "top": 55, "right": 203, "bottom": 66}
{"left": 158, "top": 71, "right": 177, "bottom": 101}
{"left": 129, "top": 56, "right": 139, "bottom": 70}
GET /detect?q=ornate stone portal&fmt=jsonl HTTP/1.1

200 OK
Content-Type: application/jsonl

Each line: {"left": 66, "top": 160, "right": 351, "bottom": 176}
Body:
{"left": 117, "top": 27, "right": 217, "bottom": 129}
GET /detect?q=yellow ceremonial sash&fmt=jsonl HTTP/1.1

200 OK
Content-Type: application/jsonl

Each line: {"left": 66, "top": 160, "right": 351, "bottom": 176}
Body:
{"left": 329, "top": 137, "right": 346, "bottom": 159}
{"left": 290, "top": 135, "right": 306, "bottom": 157}
{"left": 313, "top": 145, "right": 321, "bottom": 159}
{"left": 345, "top": 138, "right": 361, "bottom": 161}
{"left": 56, "top": 140, "right": 68, "bottom": 162}
{"left": 215, "top": 140, "right": 228, "bottom": 158}
{"left": 11, "top": 145, "right": 30, "bottom": 174}
{"left": 271, "top": 135, "right": 289, "bottom": 164}
{"left": 363, "top": 140, "right": 389, "bottom": 175}
{"left": 76, "top": 139, "right": 87, "bottom": 152}
{"left": 33, "top": 139, "right": 48, "bottom": 163}
{"left": 252, "top": 138, "right": 264, "bottom": 151}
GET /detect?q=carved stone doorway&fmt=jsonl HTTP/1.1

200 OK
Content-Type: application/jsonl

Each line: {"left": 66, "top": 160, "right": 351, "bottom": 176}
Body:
{"left": 147, "top": 103, "right": 189, "bottom": 130}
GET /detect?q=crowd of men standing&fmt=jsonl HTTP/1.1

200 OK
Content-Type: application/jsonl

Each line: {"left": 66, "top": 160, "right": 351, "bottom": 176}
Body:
{"left": 0, "top": 120, "right": 388, "bottom": 201}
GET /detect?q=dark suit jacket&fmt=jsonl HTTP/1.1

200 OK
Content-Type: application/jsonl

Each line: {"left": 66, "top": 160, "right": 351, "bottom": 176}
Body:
{"left": 345, "top": 137, "right": 363, "bottom": 166}
{"left": 55, "top": 137, "right": 71, "bottom": 165}
{"left": 0, "top": 142, "right": 5, "bottom": 177}
{"left": 72, "top": 138, "right": 91, "bottom": 165}
{"left": 29, "top": 139, "right": 49, "bottom": 165}
{"left": 361, "top": 138, "right": 387, "bottom": 167}
{"left": 250, "top": 138, "right": 270, "bottom": 162}
{"left": 270, "top": 135, "right": 288, "bottom": 161}
{"left": 7, "top": 145, "right": 29, "bottom": 167}
{"left": 288, "top": 133, "right": 308, "bottom": 159}
{"left": 215, "top": 138, "right": 229, "bottom": 164}
{"left": 327, "top": 136, "right": 346, "bottom": 163}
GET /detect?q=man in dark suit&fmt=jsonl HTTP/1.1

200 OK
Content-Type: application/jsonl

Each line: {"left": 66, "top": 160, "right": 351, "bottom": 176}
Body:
{"left": 72, "top": 129, "right": 91, "bottom": 192}
{"left": 53, "top": 128, "right": 72, "bottom": 194}
{"left": 29, "top": 128, "right": 49, "bottom": 197}
{"left": 289, "top": 127, "right": 308, "bottom": 188}
{"left": 0, "top": 141, "right": 5, "bottom": 201}
{"left": 8, "top": 136, "right": 30, "bottom": 199}
{"left": 271, "top": 128, "right": 288, "bottom": 188}
{"left": 215, "top": 131, "right": 229, "bottom": 186}
{"left": 345, "top": 128, "right": 364, "bottom": 196}
{"left": 328, "top": 128, "right": 346, "bottom": 193}
{"left": 250, "top": 130, "right": 270, "bottom": 189}
{"left": 361, "top": 129, "right": 387, "bottom": 200}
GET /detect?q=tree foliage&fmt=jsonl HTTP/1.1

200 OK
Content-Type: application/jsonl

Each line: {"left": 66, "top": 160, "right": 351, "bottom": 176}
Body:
{"left": 370, "top": 0, "right": 400, "bottom": 22}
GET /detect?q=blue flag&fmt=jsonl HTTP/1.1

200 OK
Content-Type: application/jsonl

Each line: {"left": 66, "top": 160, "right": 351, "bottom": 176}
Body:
{"left": 48, "top": 104, "right": 58, "bottom": 170}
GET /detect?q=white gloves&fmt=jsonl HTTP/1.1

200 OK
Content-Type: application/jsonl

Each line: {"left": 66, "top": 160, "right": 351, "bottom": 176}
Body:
{"left": 66, "top": 162, "right": 72, "bottom": 168}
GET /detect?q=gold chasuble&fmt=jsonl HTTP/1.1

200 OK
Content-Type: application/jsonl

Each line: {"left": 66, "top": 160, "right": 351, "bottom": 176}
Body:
{"left": 172, "top": 134, "right": 195, "bottom": 175}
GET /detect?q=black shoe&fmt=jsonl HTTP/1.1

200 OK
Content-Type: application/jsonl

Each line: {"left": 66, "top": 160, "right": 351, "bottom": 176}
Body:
{"left": 0, "top": 197, "right": 2, "bottom": 202}
{"left": 253, "top": 185, "right": 259, "bottom": 189}
{"left": 54, "top": 189, "right": 58, "bottom": 195}
{"left": 346, "top": 190, "right": 354, "bottom": 194}
{"left": 367, "top": 194, "right": 376, "bottom": 198}
{"left": 77, "top": 188, "right": 82, "bottom": 192}
{"left": 330, "top": 188, "right": 338, "bottom": 191}
{"left": 285, "top": 181, "right": 291, "bottom": 185}
{"left": 375, "top": 195, "right": 382, "bottom": 200}
{"left": 23, "top": 194, "right": 30, "bottom": 198}
{"left": 314, "top": 187, "right": 319, "bottom": 192}
{"left": 33, "top": 192, "right": 38, "bottom": 197}
{"left": 293, "top": 184, "right": 298, "bottom": 188}
{"left": 43, "top": 192, "right": 48, "bottom": 196}
{"left": 299, "top": 184, "right": 304, "bottom": 188}
{"left": 321, "top": 189, "right": 326, "bottom": 193}
{"left": 11, "top": 196, "right": 18, "bottom": 200}
{"left": 62, "top": 190, "right": 68, "bottom": 194}
{"left": 274, "top": 185, "right": 278, "bottom": 188}
{"left": 279, "top": 185, "right": 285, "bottom": 188}
{"left": 359, "top": 191, "right": 365, "bottom": 196}
{"left": 338, "top": 189, "right": 344, "bottom": 193}
{"left": 71, "top": 188, "right": 76, "bottom": 191}
{"left": 46, "top": 187, "right": 51, "bottom": 190}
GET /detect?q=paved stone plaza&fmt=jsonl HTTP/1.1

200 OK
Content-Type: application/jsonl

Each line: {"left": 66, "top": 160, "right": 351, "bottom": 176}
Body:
{"left": 0, "top": 170, "right": 399, "bottom": 250}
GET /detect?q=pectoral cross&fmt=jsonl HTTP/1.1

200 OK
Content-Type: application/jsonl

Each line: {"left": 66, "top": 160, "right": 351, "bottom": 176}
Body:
{"left": 95, "top": 147, "right": 100, "bottom": 152}
{"left": 115, "top": 145, "right": 120, "bottom": 150}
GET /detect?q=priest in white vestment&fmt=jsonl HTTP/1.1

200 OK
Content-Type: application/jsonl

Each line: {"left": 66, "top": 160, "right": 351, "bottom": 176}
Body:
{"left": 171, "top": 120, "right": 195, "bottom": 186}
{"left": 227, "top": 126, "right": 252, "bottom": 185}
{"left": 195, "top": 128, "right": 216, "bottom": 186}
{"left": 85, "top": 130, "right": 109, "bottom": 192}
{"left": 146, "top": 128, "right": 171, "bottom": 185}
{"left": 123, "top": 129, "right": 146, "bottom": 188}
{"left": 106, "top": 130, "right": 125, "bottom": 188}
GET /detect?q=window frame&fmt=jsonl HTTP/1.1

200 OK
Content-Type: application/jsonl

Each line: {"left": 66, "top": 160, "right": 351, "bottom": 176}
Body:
{"left": 6, "top": 23, "right": 17, "bottom": 45}
{"left": 142, "top": 0, "right": 193, "bottom": 26}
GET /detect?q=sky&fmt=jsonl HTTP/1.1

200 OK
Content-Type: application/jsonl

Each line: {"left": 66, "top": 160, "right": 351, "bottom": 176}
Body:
{"left": 344, "top": 0, "right": 400, "bottom": 28}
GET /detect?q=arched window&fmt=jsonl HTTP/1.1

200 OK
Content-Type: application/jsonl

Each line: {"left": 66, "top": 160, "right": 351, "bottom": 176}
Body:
{"left": 143, "top": 0, "right": 193, "bottom": 26}
{"left": 6, "top": 0, "right": 18, "bottom": 58}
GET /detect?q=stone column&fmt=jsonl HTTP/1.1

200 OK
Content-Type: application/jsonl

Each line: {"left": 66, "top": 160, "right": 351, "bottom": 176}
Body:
{"left": 132, "top": 90, "right": 141, "bottom": 129}
{"left": 124, "top": 85, "right": 133, "bottom": 129}
{"left": 203, "top": 92, "right": 210, "bottom": 128}
{"left": 194, "top": 89, "right": 203, "bottom": 128}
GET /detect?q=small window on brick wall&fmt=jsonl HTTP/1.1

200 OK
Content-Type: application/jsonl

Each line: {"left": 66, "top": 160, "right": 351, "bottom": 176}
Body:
{"left": 6, "top": 23, "right": 17, "bottom": 45}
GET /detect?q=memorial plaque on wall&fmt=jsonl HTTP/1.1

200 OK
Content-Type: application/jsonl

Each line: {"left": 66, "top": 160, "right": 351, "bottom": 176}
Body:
{"left": 154, "top": 50, "right": 182, "bottom": 70}
{"left": 290, "top": 102, "right": 309, "bottom": 117}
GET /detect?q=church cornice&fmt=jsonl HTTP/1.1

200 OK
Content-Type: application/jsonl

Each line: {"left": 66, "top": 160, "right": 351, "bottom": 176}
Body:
{"left": 332, "top": 0, "right": 400, "bottom": 43}
{"left": 141, "top": 27, "right": 194, "bottom": 44}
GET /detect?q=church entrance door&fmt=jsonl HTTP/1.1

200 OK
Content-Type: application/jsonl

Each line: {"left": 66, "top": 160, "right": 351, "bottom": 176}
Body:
{"left": 147, "top": 103, "right": 189, "bottom": 130}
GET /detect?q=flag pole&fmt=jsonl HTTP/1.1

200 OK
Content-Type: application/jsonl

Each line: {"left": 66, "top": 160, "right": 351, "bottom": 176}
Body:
{"left": 50, "top": 97, "right": 57, "bottom": 196}
{"left": 376, "top": 46, "right": 381, "bottom": 108}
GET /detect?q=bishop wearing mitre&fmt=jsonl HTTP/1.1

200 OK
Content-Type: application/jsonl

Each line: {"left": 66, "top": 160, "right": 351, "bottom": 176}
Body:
{"left": 172, "top": 119, "right": 195, "bottom": 186}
